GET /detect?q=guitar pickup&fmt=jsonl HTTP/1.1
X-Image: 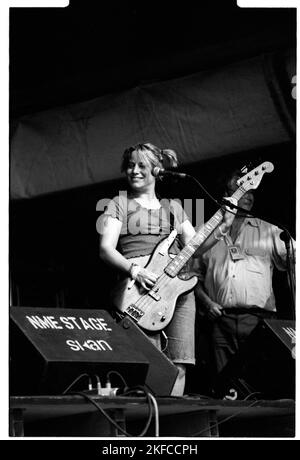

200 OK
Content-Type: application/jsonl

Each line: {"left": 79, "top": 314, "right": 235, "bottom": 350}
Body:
{"left": 148, "top": 290, "right": 161, "bottom": 301}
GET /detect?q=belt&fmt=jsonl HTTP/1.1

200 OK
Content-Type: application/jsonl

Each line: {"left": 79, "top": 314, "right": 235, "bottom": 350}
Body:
{"left": 222, "top": 307, "right": 277, "bottom": 318}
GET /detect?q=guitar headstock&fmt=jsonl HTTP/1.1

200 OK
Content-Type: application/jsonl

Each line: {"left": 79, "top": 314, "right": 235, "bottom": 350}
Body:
{"left": 237, "top": 161, "right": 274, "bottom": 192}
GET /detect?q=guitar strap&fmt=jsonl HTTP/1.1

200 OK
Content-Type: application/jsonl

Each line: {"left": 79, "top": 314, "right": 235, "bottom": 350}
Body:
{"left": 159, "top": 200, "right": 175, "bottom": 233}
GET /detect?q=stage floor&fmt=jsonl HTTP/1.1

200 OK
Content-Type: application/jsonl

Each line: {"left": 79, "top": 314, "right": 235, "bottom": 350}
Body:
{"left": 9, "top": 395, "right": 295, "bottom": 438}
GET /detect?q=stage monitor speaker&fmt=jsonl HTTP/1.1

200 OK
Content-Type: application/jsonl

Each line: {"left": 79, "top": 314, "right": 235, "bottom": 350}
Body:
{"left": 119, "top": 316, "right": 178, "bottom": 396}
{"left": 10, "top": 307, "right": 150, "bottom": 396}
{"left": 215, "top": 319, "right": 295, "bottom": 400}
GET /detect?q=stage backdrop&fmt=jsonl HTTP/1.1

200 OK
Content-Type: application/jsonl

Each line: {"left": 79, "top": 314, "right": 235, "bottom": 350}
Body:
{"left": 11, "top": 51, "right": 295, "bottom": 199}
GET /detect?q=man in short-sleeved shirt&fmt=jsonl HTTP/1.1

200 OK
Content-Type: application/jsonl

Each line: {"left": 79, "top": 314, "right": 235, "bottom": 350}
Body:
{"left": 195, "top": 169, "right": 293, "bottom": 383}
{"left": 197, "top": 217, "right": 287, "bottom": 311}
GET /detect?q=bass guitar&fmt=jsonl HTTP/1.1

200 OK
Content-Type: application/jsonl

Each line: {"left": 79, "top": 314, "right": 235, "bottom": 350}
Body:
{"left": 112, "top": 162, "right": 274, "bottom": 332}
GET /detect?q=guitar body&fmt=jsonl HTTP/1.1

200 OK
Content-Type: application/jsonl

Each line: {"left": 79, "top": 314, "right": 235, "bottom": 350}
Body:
{"left": 112, "top": 235, "right": 198, "bottom": 332}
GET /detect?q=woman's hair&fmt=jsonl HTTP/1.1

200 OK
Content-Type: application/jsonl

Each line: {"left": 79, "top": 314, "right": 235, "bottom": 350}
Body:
{"left": 121, "top": 142, "right": 179, "bottom": 173}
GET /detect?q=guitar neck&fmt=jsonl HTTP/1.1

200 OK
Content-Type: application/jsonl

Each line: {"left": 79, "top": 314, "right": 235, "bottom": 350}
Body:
{"left": 165, "top": 186, "right": 246, "bottom": 277}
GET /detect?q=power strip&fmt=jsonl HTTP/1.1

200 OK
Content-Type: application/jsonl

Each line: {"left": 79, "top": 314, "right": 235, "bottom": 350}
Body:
{"left": 98, "top": 387, "right": 119, "bottom": 397}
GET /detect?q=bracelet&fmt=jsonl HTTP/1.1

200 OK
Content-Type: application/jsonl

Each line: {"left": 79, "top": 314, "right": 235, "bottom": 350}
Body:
{"left": 130, "top": 263, "right": 141, "bottom": 280}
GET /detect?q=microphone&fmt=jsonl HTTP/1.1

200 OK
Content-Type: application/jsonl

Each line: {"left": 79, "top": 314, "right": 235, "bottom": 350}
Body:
{"left": 279, "top": 230, "right": 291, "bottom": 245}
{"left": 152, "top": 167, "right": 188, "bottom": 178}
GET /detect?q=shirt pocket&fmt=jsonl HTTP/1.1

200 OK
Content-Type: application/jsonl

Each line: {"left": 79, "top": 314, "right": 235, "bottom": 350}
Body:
{"left": 244, "top": 248, "right": 267, "bottom": 274}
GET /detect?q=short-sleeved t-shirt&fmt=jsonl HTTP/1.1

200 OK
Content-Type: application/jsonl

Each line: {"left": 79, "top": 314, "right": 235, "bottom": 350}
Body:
{"left": 103, "top": 193, "right": 189, "bottom": 258}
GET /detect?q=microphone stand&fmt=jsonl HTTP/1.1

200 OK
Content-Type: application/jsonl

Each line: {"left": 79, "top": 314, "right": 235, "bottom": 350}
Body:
{"left": 279, "top": 230, "right": 296, "bottom": 318}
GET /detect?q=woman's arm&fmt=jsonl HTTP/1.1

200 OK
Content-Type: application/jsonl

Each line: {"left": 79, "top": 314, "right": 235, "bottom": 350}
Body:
{"left": 99, "top": 214, "right": 132, "bottom": 275}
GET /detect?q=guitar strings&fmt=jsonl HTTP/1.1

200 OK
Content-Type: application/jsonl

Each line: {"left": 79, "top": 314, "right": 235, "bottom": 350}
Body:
{"left": 133, "top": 229, "right": 210, "bottom": 315}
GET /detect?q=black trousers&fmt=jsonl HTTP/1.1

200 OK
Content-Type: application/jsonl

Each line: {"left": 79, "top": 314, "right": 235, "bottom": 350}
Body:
{"left": 212, "top": 308, "right": 277, "bottom": 375}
